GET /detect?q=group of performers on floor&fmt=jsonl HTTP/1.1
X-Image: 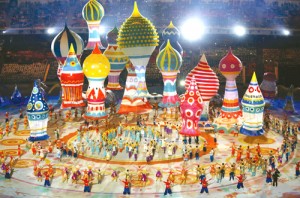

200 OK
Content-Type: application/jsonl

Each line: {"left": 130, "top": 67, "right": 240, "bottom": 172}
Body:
{"left": 0, "top": 105, "right": 300, "bottom": 195}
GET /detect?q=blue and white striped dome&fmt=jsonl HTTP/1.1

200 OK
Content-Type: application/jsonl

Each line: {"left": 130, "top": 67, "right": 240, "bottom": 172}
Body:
{"left": 51, "top": 24, "right": 84, "bottom": 65}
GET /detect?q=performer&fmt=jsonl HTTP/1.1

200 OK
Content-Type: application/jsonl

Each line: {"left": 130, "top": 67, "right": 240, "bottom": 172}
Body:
{"left": 236, "top": 174, "right": 245, "bottom": 190}
{"left": 272, "top": 168, "right": 281, "bottom": 187}
{"left": 4, "top": 164, "right": 12, "bottom": 179}
{"left": 121, "top": 178, "right": 131, "bottom": 195}
{"left": 44, "top": 171, "right": 51, "bottom": 187}
{"left": 17, "top": 145, "right": 22, "bottom": 158}
{"left": 163, "top": 179, "right": 172, "bottom": 196}
{"left": 156, "top": 168, "right": 163, "bottom": 182}
{"left": 296, "top": 162, "right": 300, "bottom": 177}
{"left": 82, "top": 178, "right": 91, "bottom": 193}
{"left": 200, "top": 177, "right": 211, "bottom": 194}
{"left": 266, "top": 169, "right": 272, "bottom": 184}
{"left": 111, "top": 170, "right": 119, "bottom": 182}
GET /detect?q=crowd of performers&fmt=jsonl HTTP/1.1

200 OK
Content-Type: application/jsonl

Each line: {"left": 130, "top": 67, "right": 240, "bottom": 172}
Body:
{"left": 0, "top": 108, "right": 300, "bottom": 195}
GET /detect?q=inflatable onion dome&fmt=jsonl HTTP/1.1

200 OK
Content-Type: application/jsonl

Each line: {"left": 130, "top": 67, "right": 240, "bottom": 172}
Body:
{"left": 62, "top": 44, "right": 83, "bottom": 73}
{"left": 242, "top": 72, "right": 264, "bottom": 106}
{"left": 185, "top": 54, "right": 219, "bottom": 102}
{"left": 160, "top": 21, "right": 182, "bottom": 54}
{"left": 263, "top": 72, "right": 276, "bottom": 81}
{"left": 27, "top": 80, "right": 49, "bottom": 113}
{"left": 106, "top": 26, "right": 118, "bottom": 45}
{"left": 82, "top": 0, "right": 104, "bottom": 22}
{"left": 117, "top": 1, "right": 159, "bottom": 48}
{"left": 162, "top": 21, "right": 180, "bottom": 41}
{"left": 219, "top": 48, "right": 243, "bottom": 80}
{"left": 156, "top": 40, "right": 182, "bottom": 72}
{"left": 51, "top": 24, "right": 84, "bottom": 65}
{"left": 83, "top": 43, "right": 110, "bottom": 79}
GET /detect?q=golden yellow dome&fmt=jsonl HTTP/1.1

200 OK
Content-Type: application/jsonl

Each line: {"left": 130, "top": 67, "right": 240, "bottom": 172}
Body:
{"left": 83, "top": 44, "right": 110, "bottom": 78}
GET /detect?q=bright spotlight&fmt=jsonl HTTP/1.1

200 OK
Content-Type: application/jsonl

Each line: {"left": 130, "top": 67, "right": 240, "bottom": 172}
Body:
{"left": 180, "top": 80, "right": 185, "bottom": 86}
{"left": 181, "top": 18, "right": 205, "bottom": 41}
{"left": 233, "top": 25, "right": 246, "bottom": 37}
{"left": 47, "top": 28, "right": 55, "bottom": 34}
{"left": 99, "top": 26, "right": 106, "bottom": 35}
{"left": 2, "top": 30, "right": 6, "bottom": 34}
{"left": 282, "top": 29, "right": 290, "bottom": 36}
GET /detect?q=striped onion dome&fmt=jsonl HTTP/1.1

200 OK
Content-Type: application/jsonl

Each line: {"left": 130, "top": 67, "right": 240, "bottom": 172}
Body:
{"left": 156, "top": 40, "right": 182, "bottom": 72}
{"left": 51, "top": 24, "right": 84, "bottom": 65}
{"left": 106, "top": 26, "right": 118, "bottom": 45}
{"left": 219, "top": 48, "right": 243, "bottom": 80}
{"left": 117, "top": 1, "right": 159, "bottom": 48}
{"left": 82, "top": 0, "right": 104, "bottom": 22}
{"left": 185, "top": 54, "right": 219, "bottom": 102}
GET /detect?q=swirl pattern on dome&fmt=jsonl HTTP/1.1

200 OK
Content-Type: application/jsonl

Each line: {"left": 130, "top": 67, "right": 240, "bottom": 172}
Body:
{"left": 82, "top": 0, "right": 104, "bottom": 22}
{"left": 156, "top": 40, "right": 182, "bottom": 72}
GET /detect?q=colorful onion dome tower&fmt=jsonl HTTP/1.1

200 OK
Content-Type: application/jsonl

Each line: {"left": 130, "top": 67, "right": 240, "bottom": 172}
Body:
{"left": 118, "top": 62, "right": 152, "bottom": 115}
{"left": 83, "top": 44, "right": 110, "bottom": 120}
{"left": 51, "top": 24, "right": 84, "bottom": 80}
{"left": 82, "top": 0, "right": 105, "bottom": 50}
{"left": 160, "top": 21, "right": 183, "bottom": 55}
{"left": 156, "top": 40, "right": 182, "bottom": 108}
{"left": 117, "top": 1, "right": 159, "bottom": 97}
{"left": 60, "top": 44, "right": 85, "bottom": 109}
{"left": 216, "top": 48, "right": 243, "bottom": 125}
{"left": 284, "top": 84, "right": 295, "bottom": 113}
{"left": 260, "top": 72, "right": 277, "bottom": 99}
{"left": 27, "top": 80, "right": 49, "bottom": 142}
{"left": 240, "top": 72, "right": 265, "bottom": 136}
{"left": 180, "top": 76, "right": 203, "bottom": 137}
{"left": 185, "top": 54, "right": 219, "bottom": 122}
{"left": 104, "top": 27, "right": 128, "bottom": 90}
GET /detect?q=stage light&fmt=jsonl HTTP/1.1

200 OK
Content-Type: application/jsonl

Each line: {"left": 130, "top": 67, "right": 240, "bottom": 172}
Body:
{"left": 47, "top": 28, "right": 55, "bottom": 34}
{"left": 99, "top": 26, "right": 106, "bottom": 35}
{"left": 233, "top": 25, "right": 246, "bottom": 37}
{"left": 2, "top": 30, "right": 6, "bottom": 34}
{"left": 180, "top": 18, "right": 205, "bottom": 41}
{"left": 180, "top": 80, "right": 185, "bottom": 86}
{"left": 282, "top": 29, "right": 290, "bottom": 36}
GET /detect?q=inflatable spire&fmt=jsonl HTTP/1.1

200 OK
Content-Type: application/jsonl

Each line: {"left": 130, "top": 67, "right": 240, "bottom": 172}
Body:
{"left": 215, "top": 48, "right": 242, "bottom": 128}
{"left": 180, "top": 76, "right": 203, "bottom": 136}
{"left": 240, "top": 72, "right": 265, "bottom": 136}
{"left": 185, "top": 54, "right": 219, "bottom": 121}
{"left": 260, "top": 72, "right": 277, "bottom": 99}
{"left": 118, "top": 62, "right": 152, "bottom": 115}
{"left": 27, "top": 80, "right": 49, "bottom": 142}
{"left": 60, "top": 44, "right": 85, "bottom": 109}
{"left": 284, "top": 84, "right": 295, "bottom": 113}
{"left": 83, "top": 43, "right": 110, "bottom": 120}
{"left": 82, "top": 0, "right": 104, "bottom": 50}
{"left": 156, "top": 40, "right": 182, "bottom": 108}
{"left": 104, "top": 27, "right": 128, "bottom": 90}
{"left": 117, "top": 1, "right": 159, "bottom": 97}
{"left": 160, "top": 21, "right": 183, "bottom": 55}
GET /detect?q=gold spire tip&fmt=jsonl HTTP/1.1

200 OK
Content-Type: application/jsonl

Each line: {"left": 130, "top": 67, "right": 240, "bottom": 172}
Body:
{"left": 168, "top": 21, "right": 175, "bottom": 28}
{"left": 131, "top": 1, "right": 142, "bottom": 17}
{"left": 251, "top": 72, "right": 257, "bottom": 83}
{"left": 69, "top": 44, "right": 75, "bottom": 53}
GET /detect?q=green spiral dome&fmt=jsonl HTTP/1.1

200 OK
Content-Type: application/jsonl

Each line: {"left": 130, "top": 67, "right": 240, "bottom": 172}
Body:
{"left": 82, "top": 0, "right": 104, "bottom": 22}
{"left": 117, "top": 1, "right": 159, "bottom": 48}
{"left": 156, "top": 40, "right": 182, "bottom": 72}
